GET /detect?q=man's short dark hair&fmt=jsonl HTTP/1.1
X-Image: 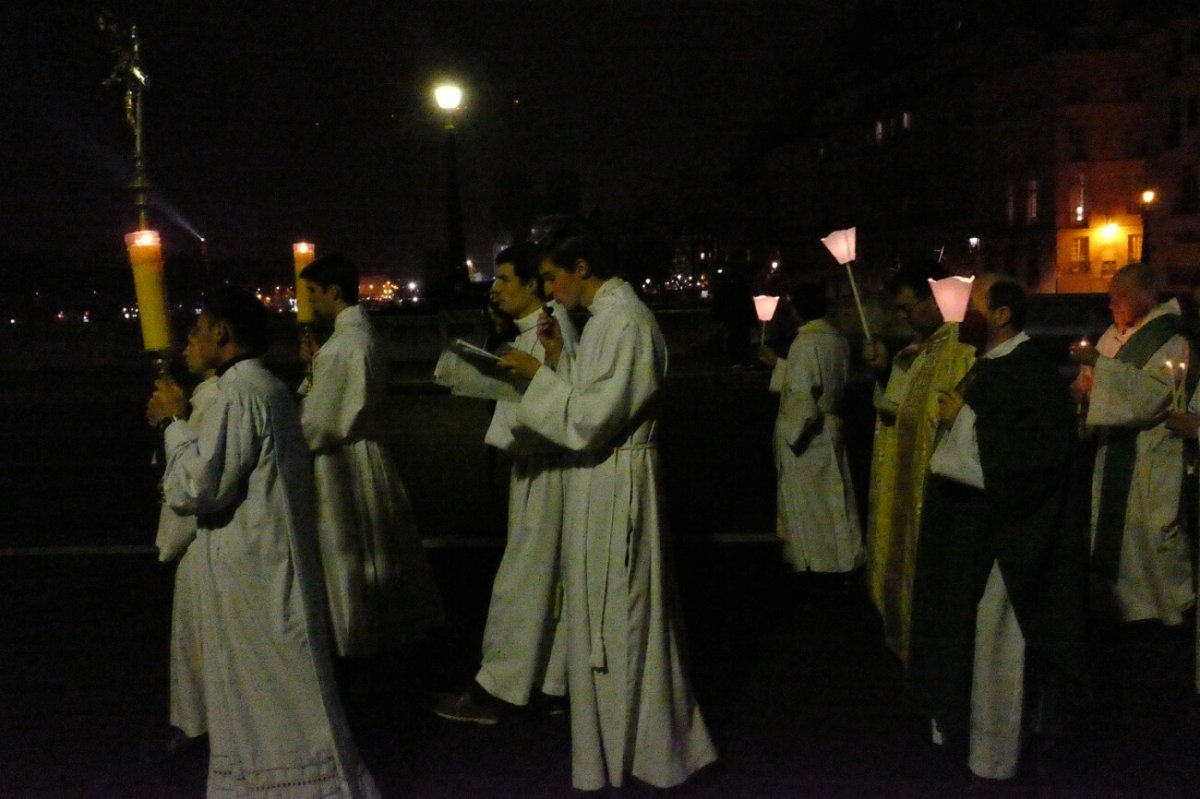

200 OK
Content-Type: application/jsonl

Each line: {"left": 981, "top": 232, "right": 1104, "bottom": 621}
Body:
{"left": 987, "top": 278, "right": 1027, "bottom": 331}
{"left": 204, "top": 285, "right": 271, "bottom": 357}
{"left": 889, "top": 258, "right": 946, "bottom": 300}
{"left": 789, "top": 282, "right": 828, "bottom": 321}
{"left": 299, "top": 254, "right": 360, "bottom": 304}
{"left": 495, "top": 241, "right": 541, "bottom": 288}
{"left": 535, "top": 221, "right": 616, "bottom": 279}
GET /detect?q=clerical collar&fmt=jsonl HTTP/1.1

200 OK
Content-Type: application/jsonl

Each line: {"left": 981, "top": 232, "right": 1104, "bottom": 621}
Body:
{"left": 514, "top": 307, "right": 541, "bottom": 334}
{"left": 983, "top": 331, "right": 1030, "bottom": 360}
{"left": 216, "top": 353, "right": 255, "bottom": 377}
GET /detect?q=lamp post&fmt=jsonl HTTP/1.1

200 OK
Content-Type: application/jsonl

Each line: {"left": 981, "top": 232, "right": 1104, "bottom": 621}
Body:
{"left": 434, "top": 82, "right": 469, "bottom": 301}
{"left": 1141, "top": 189, "right": 1157, "bottom": 265}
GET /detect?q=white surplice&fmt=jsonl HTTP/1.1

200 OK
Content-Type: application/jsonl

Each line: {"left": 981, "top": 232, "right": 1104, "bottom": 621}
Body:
{"left": 301, "top": 304, "right": 444, "bottom": 656}
{"left": 161, "top": 358, "right": 377, "bottom": 799}
{"left": 155, "top": 375, "right": 218, "bottom": 738}
{"left": 769, "top": 318, "right": 863, "bottom": 572}
{"left": 1087, "top": 302, "right": 1194, "bottom": 624}
{"left": 516, "top": 278, "right": 717, "bottom": 791}
{"left": 476, "top": 302, "right": 577, "bottom": 705}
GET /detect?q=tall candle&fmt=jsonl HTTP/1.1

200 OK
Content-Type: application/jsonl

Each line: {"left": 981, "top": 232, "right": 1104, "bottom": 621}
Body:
{"left": 124, "top": 230, "right": 171, "bottom": 352}
{"left": 293, "top": 242, "right": 316, "bottom": 324}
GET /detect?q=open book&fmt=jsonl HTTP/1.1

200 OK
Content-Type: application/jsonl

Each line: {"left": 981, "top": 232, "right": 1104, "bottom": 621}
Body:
{"left": 433, "top": 340, "right": 525, "bottom": 402}
{"left": 451, "top": 338, "right": 502, "bottom": 365}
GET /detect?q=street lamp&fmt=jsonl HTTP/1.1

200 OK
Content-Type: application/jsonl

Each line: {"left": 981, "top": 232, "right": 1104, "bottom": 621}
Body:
{"left": 434, "top": 84, "right": 463, "bottom": 116}
{"left": 433, "top": 82, "right": 468, "bottom": 300}
{"left": 1141, "top": 189, "right": 1157, "bottom": 264}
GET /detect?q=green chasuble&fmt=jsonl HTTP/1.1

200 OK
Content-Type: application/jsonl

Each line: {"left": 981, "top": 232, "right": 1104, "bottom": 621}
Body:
{"left": 908, "top": 339, "right": 1087, "bottom": 741}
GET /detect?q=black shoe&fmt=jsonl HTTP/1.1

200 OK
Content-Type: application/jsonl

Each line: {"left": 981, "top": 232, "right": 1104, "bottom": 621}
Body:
{"left": 539, "top": 692, "right": 568, "bottom": 717}
{"left": 142, "top": 725, "right": 204, "bottom": 764}
{"left": 431, "top": 685, "right": 508, "bottom": 726}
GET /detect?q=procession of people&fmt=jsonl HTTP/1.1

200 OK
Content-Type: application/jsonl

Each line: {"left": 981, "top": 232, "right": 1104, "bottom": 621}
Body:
{"left": 146, "top": 218, "right": 1200, "bottom": 795}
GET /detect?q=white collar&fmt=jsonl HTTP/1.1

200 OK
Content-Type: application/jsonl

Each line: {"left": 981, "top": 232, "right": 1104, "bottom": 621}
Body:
{"left": 983, "top": 330, "right": 1030, "bottom": 359}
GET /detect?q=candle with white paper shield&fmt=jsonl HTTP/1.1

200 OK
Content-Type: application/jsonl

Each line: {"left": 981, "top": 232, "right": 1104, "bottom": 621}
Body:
{"left": 928, "top": 275, "right": 975, "bottom": 323}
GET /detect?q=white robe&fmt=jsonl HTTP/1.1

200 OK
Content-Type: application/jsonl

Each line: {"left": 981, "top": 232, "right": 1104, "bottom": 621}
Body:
{"left": 1086, "top": 302, "right": 1194, "bottom": 624}
{"left": 516, "top": 278, "right": 717, "bottom": 790}
{"left": 301, "top": 304, "right": 444, "bottom": 656}
{"left": 769, "top": 318, "right": 863, "bottom": 572}
{"left": 476, "top": 303, "right": 577, "bottom": 705}
{"left": 161, "top": 358, "right": 377, "bottom": 799}
{"left": 155, "top": 375, "right": 219, "bottom": 738}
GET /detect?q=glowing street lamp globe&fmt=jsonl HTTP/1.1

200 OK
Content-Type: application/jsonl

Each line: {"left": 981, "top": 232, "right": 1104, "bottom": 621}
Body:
{"left": 434, "top": 84, "right": 463, "bottom": 111}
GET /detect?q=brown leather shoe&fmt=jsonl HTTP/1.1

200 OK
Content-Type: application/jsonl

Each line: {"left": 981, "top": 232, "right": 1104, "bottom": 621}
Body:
{"left": 431, "top": 686, "right": 506, "bottom": 725}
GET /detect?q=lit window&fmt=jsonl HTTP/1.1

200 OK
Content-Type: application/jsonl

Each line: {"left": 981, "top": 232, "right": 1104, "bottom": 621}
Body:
{"left": 1070, "top": 236, "right": 1089, "bottom": 270}
{"left": 902, "top": 111, "right": 913, "bottom": 130}
{"left": 1027, "top": 179, "right": 1039, "bottom": 223}
{"left": 874, "top": 121, "right": 884, "bottom": 142}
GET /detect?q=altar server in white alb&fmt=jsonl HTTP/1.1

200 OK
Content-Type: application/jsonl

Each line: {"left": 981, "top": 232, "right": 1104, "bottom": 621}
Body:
{"left": 152, "top": 355, "right": 218, "bottom": 752}
{"left": 1069, "top": 262, "right": 1194, "bottom": 626}
{"left": 146, "top": 286, "right": 377, "bottom": 798}
{"left": 499, "top": 224, "right": 717, "bottom": 791}
{"left": 433, "top": 243, "right": 578, "bottom": 724}
{"left": 760, "top": 284, "right": 863, "bottom": 573}
{"left": 299, "top": 254, "right": 444, "bottom": 657}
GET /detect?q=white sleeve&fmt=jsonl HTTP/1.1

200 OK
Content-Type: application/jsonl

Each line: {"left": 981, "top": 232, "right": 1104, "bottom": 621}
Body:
{"left": 300, "top": 344, "right": 368, "bottom": 450}
{"left": 162, "top": 392, "right": 263, "bottom": 516}
{"left": 1087, "top": 336, "right": 1187, "bottom": 426}
{"left": 517, "top": 317, "right": 655, "bottom": 452}
{"left": 929, "top": 403, "right": 985, "bottom": 489}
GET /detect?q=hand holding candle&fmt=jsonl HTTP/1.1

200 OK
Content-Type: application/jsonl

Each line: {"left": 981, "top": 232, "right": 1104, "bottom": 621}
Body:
{"left": 1164, "top": 360, "right": 1188, "bottom": 411}
{"left": 145, "top": 375, "right": 187, "bottom": 428}
{"left": 1165, "top": 409, "right": 1199, "bottom": 439}
{"left": 1068, "top": 340, "right": 1099, "bottom": 367}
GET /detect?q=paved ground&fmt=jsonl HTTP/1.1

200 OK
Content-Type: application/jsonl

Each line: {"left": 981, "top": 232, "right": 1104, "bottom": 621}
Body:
{"left": 2, "top": 543, "right": 1198, "bottom": 798}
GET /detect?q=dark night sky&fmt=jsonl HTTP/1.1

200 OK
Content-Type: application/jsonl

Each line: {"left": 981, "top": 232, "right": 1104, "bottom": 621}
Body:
{"left": 2, "top": 1, "right": 837, "bottom": 279}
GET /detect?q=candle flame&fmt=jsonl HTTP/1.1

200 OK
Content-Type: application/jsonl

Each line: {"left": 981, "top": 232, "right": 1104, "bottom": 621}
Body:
{"left": 131, "top": 230, "right": 160, "bottom": 248}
